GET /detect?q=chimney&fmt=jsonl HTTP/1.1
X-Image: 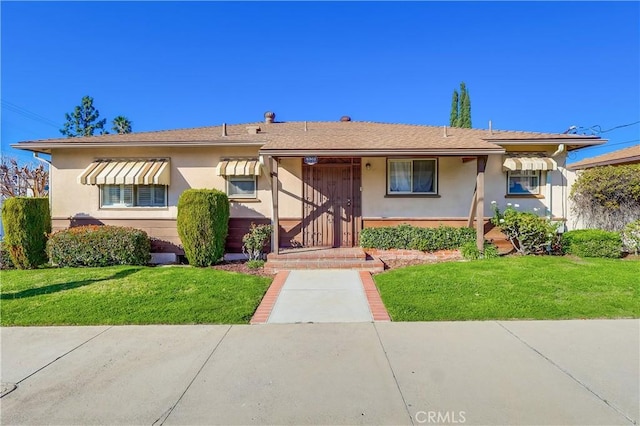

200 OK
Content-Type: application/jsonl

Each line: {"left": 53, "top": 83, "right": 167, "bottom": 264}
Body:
{"left": 340, "top": 115, "right": 351, "bottom": 122}
{"left": 264, "top": 111, "right": 275, "bottom": 123}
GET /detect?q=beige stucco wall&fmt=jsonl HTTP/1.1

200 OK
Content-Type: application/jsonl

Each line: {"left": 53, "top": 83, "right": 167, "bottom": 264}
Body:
{"left": 50, "top": 146, "right": 271, "bottom": 221}
{"left": 51, "top": 145, "right": 571, "bottom": 228}
{"left": 359, "top": 150, "right": 567, "bottom": 222}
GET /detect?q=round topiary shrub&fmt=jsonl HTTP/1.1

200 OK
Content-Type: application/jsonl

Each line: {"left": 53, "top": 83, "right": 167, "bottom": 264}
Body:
{"left": 1, "top": 197, "right": 51, "bottom": 269}
{"left": 177, "top": 189, "right": 230, "bottom": 266}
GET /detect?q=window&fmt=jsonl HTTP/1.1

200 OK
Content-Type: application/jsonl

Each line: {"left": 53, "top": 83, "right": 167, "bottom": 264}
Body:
{"left": 507, "top": 170, "right": 541, "bottom": 195}
{"left": 227, "top": 176, "right": 257, "bottom": 199}
{"left": 388, "top": 159, "right": 437, "bottom": 194}
{"left": 101, "top": 185, "right": 167, "bottom": 207}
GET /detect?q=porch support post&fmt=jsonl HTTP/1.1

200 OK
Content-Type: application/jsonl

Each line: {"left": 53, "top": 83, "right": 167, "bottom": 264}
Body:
{"left": 475, "top": 156, "right": 488, "bottom": 251}
{"left": 467, "top": 185, "right": 477, "bottom": 228}
{"left": 270, "top": 156, "right": 280, "bottom": 255}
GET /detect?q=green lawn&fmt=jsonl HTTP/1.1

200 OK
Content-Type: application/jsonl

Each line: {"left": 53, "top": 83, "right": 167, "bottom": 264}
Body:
{"left": 0, "top": 266, "right": 272, "bottom": 326}
{"left": 374, "top": 256, "right": 640, "bottom": 321}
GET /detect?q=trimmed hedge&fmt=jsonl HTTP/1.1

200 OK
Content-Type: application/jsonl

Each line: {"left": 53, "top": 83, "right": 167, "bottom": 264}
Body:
{"left": 1, "top": 197, "right": 51, "bottom": 269}
{"left": 0, "top": 242, "right": 15, "bottom": 270}
{"left": 359, "top": 224, "right": 475, "bottom": 251}
{"left": 177, "top": 189, "right": 229, "bottom": 266}
{"left": 561, "top": 229, "right": 622, "bottom": 258}
{"left": 47, "top": 225, "right": 151, "bottom": 267}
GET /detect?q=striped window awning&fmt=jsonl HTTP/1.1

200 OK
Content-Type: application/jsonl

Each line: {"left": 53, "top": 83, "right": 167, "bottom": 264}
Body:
{"left": 503, "top": 156, "right": 557, "bottom": 172}
{"left": 216, "top": 159, "right": 261, "bottom": 176}
{"left": 78, "top": 159, "right": 170, "bottom": 185}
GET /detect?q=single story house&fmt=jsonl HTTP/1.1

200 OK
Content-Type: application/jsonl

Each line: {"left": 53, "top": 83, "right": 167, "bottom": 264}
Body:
{"left": 12, "top": 112, "right": 604, "bottom": 261}
{"left": 566, "top": 144, "right": 639, "bottom": 230}
{"left": 567, "top": 144, "right": 640, "bottom": 170}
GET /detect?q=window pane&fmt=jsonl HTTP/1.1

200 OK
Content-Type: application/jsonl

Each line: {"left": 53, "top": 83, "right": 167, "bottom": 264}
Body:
{"left": 122, "top": 185, "right": 133, "bottom": 206}
{"left": 228, "top": 177, "right": 256, "bottom": 197}
{"left": 102, "top": 185, "right": 120, "bottom": 206}
{"left": 413, "top": 160, "right": 435, "bottom": 193}
{"left": 137, "top": 186, "right": 152, "bottom": 206}
{"left": 389, "top": 161, "right": 411, "bottom": 192}
{"left": 153, "top": 186, "right": 166, "bottom": 206}
{"left": 508, "top": 171, "right": 540, "bottom": 194}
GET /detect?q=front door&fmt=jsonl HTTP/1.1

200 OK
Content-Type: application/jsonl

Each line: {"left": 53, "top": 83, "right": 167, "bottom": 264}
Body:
{"left": 302, "top": 159, "right": 362, "bottom": 247}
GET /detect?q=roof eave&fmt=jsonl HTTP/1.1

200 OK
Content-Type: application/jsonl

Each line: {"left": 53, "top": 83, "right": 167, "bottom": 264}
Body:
{"left": 11, "top": 140, "right": 266, "bottom": 153}
{"left": 489, "top": 138, "right": 606, "bottom": 151}
{"left": 567, "top": 155, "right": 640, "bottom": 170}
{"left": 259, "top": 148, "right": 507, "bottom": 157}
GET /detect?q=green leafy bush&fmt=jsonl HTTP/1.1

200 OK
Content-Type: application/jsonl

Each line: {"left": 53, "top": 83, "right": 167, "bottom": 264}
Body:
{"left": 47, "top": 225, "right": 151, "bottom": 267}
{"left": 1, "top": 197, "right": 51, "bottom": 269}
{"left": 247, "top": 259, "right": 266, "bottom": 269}
{"left": 491, "top": 204, "right": 558, "bottom": 255}
{"left": 242, "top": 223, "right": 273, "bottom": 261}
{"left": 622, "top": 220, "right": 640, "bottom": 255}
{"left": 570, "top": 164, "right": 640, "bottom": 231}
{"left": 359, "top": 224, "right": 475, "bottom": 251}
{"left": 460, "top": 241, "right": 500, "bottom": 260}
{"left": 561, "top": 229, "right": 622, "bottom": 258}
{"left": 177, "top": 189, "right": 229, "bottom": 267}
{"left": 0, "top": 242, "right": 15, "bottom": 270}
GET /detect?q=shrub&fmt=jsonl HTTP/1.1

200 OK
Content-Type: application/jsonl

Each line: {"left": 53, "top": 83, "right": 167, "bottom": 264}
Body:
{"left": 622, "top": 220, "right": 640, "bottom": 255}
{"left": 246, "top": 259, "right": 266, "bottom": 269}
{"left": 0, "top": 242, "right": 15, "bottom": 270}
{"left": 1, "top": 197, "right": 51, "bottom": 269}
{"left": 359, "top": 224, "right": 475, "bottom": 251}
{"left": 570, "top": 164, "right": 640, "bottom": 231}
{"left": 460, "top": 241, "right": 500, "bottom": 260}
{"left": 242, "top": 223, "right": 272, "bottom": 261}
{"left": 177, "top": 189, "right": 229, "bottom": 267}
{"left": 47, "top": 225, "right": 151, "bottom": 267}
{"left": 491, "top": 204, "right": 558, "bottom": 255}
{"left": 561, "top": 229, "right": 622, "bottom": 258}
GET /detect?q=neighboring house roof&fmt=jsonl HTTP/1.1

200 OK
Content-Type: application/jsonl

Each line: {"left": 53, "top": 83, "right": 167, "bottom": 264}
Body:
{"left": 12, "top": 120, "right": 604, "bottom": 157}
{"left": 567, "top": 144, "right": 640, "bottom": 170}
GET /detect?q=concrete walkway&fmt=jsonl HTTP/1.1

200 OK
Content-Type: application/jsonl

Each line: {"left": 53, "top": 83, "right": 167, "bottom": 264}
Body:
{"left": 268, "top": 270, "right": 372, "bottom": 323}
{"left": 251, "top": 270, "right": 390, "bottom": 324}
{"left": 1, "top": 320, "right": 638, "bottom": 425}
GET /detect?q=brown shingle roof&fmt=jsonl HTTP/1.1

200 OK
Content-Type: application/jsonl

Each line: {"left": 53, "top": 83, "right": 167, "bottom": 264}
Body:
{"left": 567, "top": 144, "right": 640, "bottom": 170}
{"left": 12, "top": 121, "right": 603, "bottom": 155}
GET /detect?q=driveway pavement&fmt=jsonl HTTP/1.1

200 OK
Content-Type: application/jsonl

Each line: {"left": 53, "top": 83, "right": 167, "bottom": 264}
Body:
{"left": 1, "top": 320, "right": 638, "bottom": 425}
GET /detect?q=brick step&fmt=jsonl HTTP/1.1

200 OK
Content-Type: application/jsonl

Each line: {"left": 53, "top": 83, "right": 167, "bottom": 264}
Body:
{"left": 264, "top": 258, "right": 384, "bottom": 274}
{"left": 267, "top": 247, "right": 367, "bottom": 261}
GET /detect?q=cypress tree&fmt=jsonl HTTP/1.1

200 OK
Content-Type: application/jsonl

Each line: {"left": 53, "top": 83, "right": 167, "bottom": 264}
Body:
{"left": 459, "top": 82, "right": 472, "bottom": 128}
{"left": 449, "top": 90, "right": 459, "bottom": 127}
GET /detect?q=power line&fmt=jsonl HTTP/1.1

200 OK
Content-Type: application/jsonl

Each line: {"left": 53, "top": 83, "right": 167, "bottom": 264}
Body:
{"left": 1, "top": 100, "right": 62, "bottom": 129}
{"left": 567, "top": 120, "right": 640, "bottom": 136}
{"left": 577, "top": 138, "right": 640, "bottom": 151}
{"left": 599, "top": 120, "right": 640, "bottom": 134}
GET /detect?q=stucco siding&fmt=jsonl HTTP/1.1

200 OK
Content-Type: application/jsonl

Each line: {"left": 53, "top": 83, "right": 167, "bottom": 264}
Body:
{"left": 50, "top": 146, "right": 271, "bottom": 221}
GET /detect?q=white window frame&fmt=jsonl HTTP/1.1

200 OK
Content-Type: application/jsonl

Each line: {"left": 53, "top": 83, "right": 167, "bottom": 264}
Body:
{"left": 387, "top": 158, "right": 438, "bottom": 195}
{"left": 226, "top": 175, "right": 257, "bottom": 199}
{"left": 507, "top": 170, "right": 541, "bottom": 195}
{"left": 100, "top": 184, "right": 167, "bottom": 208}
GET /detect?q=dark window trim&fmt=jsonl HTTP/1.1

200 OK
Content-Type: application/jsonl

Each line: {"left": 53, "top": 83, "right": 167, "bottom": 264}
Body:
{"left": 386, "top": 157, "right": 439, "bottom": 196}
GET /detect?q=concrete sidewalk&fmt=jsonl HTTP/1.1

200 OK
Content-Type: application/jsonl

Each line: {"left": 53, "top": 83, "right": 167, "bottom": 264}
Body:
{"left": 1, "top": 320, "right": 638, "bottom": 425}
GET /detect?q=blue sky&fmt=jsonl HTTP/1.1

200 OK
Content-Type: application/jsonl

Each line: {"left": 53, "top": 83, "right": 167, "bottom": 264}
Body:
{"left": 2, "top": 1, "right": 639, "bottom": 165}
